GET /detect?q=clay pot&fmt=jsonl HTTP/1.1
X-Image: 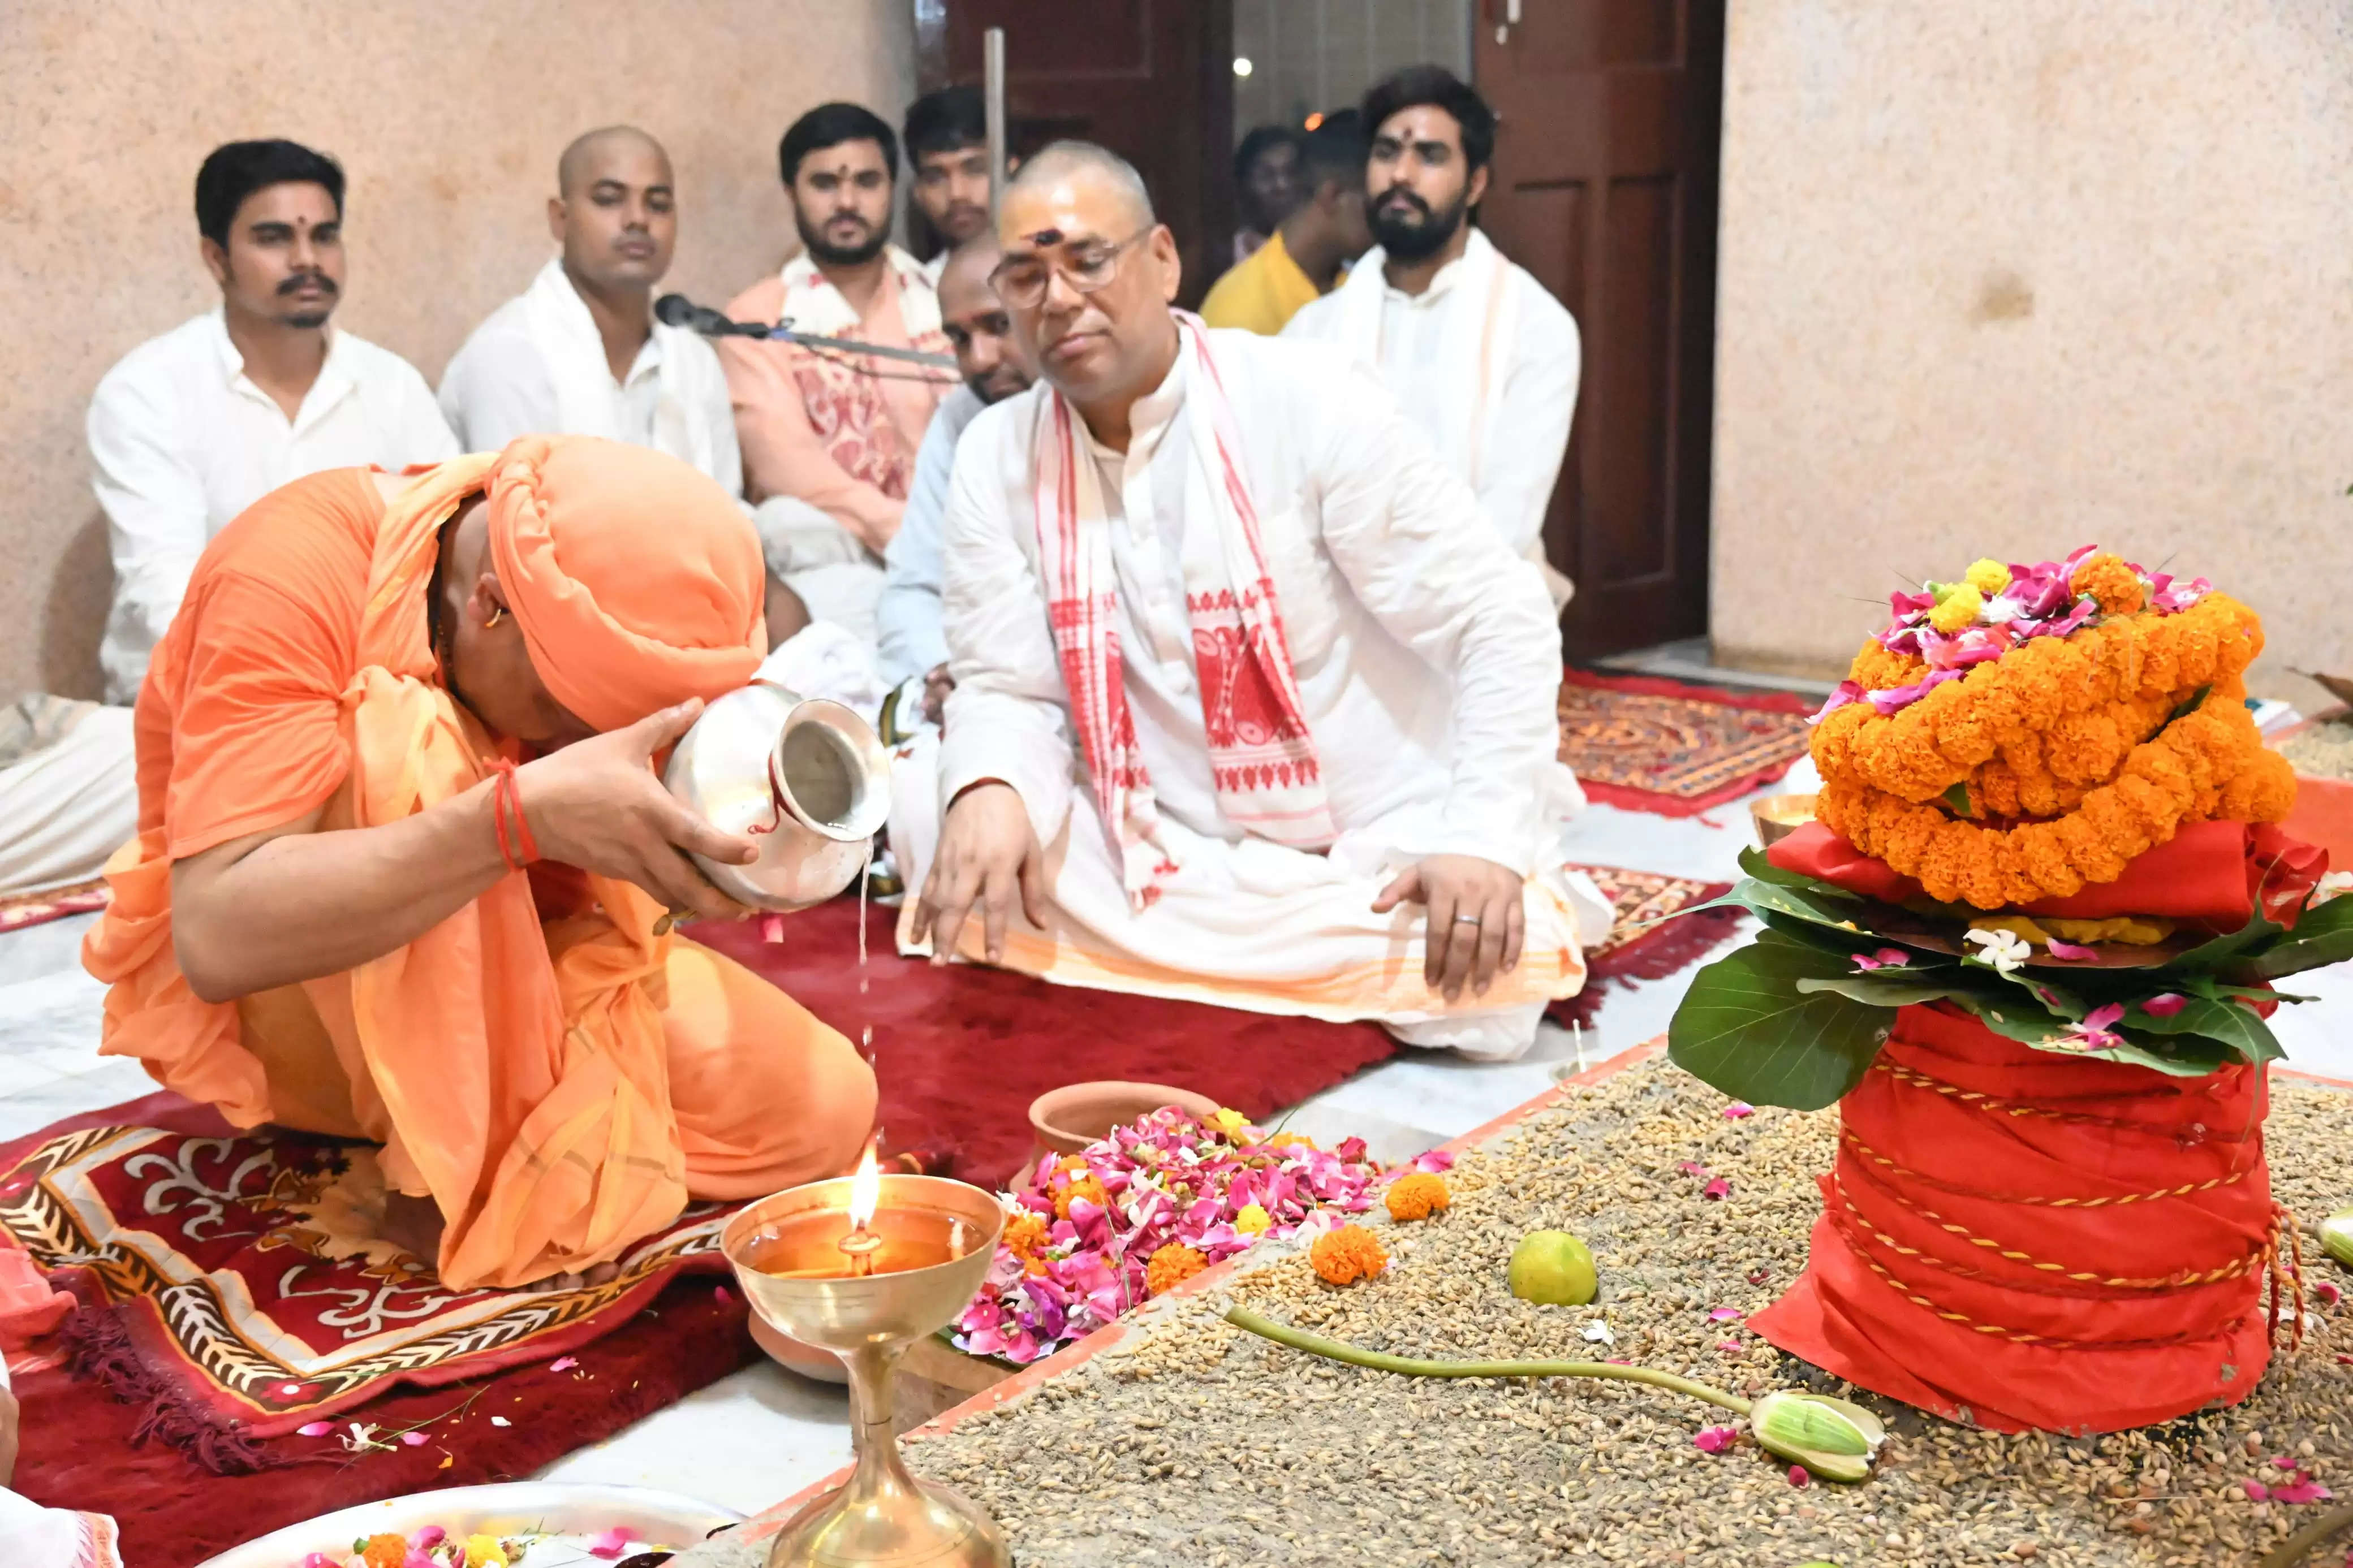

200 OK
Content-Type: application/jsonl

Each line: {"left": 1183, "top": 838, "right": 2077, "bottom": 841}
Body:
{"left": 1026, "top": 1081, "right": 1222, "bottom": 1172}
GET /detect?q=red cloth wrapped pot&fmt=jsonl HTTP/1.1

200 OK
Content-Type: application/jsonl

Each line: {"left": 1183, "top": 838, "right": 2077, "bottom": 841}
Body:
{"left": 1749, "top": 1002, "right": 2280, "bottom": 1433}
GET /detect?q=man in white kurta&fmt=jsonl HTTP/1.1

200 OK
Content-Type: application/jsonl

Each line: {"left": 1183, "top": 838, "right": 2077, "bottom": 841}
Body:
{"left": 894, "top": 143, "right": 1605, "bottom": 1061}
{"left": 1284, "top": 67, "right": 1578, "bottom": 597}
{"left": 438, "top": 127, "right": 742, "bottom": 495}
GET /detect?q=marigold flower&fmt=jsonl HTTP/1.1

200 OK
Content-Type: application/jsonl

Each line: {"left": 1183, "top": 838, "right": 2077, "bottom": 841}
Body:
{"left": 362, "top": 1536, "right": 410, "bottom": 1568}
{"left": 1233, "top": 1203, "right": 1273, "bottom": 1236}
{"left": 1965, "top": 558, "right": 2011, "bottom": 595}
{"left": 1145, "top": 1242, "right": 1208, "bottom": 1295}
{"left": 1309, "top": 1224, "right": 1389, "bottom": 1286}
{"left": 1927, "top": 583, "right": 1983, "bottom": 633}
{"left": 465, "top": 1536, "right": 510, "bottom": 1568}
{"left": 1002, "top": 1211, "right": 1049, "bottom": 1256}
{"left": 2069, "top": 551, "right": 2146, "bottom": 615}
{"left": 1054, "top": 1174, "right": 1106, "bottom": 1219}
{"left": 1384, "top": 1172, "right": 1451, "bottom": 1221}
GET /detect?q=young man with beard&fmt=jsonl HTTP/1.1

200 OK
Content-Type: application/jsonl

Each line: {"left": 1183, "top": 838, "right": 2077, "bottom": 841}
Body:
{"left": 902, "top": 85, "right": 996, "bottom": 286}
{"left": 1285, "top": 67, "right": 1579, "bottom": 602}
{"left": 438, "top": 127, "right": 741, "bottom": 496}
{"left": 890, "top": 143, "right": 1608, "bottom": 1062}
{"left": 720, "top": 105, "right": 951, "bottom": 558}
{"left": 89, "top": 139, "right": 457, "bottom": 703}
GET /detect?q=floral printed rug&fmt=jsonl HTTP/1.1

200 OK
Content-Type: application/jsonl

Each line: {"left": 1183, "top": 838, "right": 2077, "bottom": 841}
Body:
{"left": 1556, "top": 668, "right": 1815, "bottom": 816}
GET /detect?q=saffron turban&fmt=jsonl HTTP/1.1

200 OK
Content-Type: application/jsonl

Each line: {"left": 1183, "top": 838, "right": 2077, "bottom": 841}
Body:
{"left": 484, "top": 435, "right": 766, "bottom": 733}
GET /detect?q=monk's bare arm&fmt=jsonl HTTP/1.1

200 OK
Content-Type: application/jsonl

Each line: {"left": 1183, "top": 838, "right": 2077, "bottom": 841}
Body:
{"left": 171, "top": 788, "right": 512, "bottom": 1003}
{"left": 171, "top": 702, "right": 760, "bottom": 1004}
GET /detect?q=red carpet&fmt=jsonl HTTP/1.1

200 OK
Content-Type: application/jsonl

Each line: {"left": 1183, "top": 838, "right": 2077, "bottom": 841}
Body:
{"left": 691, "top": 901, "right": 1398, "bottom": 1189}
{"left": 1556, "top": 667, "right": 1813, "bottom": 816}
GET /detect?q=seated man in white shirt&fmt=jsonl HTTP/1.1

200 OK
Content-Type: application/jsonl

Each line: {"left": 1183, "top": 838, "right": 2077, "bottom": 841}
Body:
{"left": 438, "top": 126, "right": 743, "bottom": 495}
{"left": 876, "top": 234, "right": 1038, "bottom": 731}
{"left": 89, "top": 139, "right": 458, "bottom": 703}
{"left": 20, "top": 140, "right": 455, "bottom": 899}
{"left": 893, "top": 143, "right": 1607, "bottom": 1061}
{"left": 1285, "top": 66, "right": 1579, "bottom": 605}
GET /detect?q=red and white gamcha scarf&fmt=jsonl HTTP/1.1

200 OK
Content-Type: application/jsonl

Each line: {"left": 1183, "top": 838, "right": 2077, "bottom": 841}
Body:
{"left": 1032, "top": 317, "right": 1335, "bottom": 907}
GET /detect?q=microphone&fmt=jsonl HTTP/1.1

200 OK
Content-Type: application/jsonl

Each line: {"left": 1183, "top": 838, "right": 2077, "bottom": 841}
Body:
{"left": 654, "top": 293, "right": 754, "bottom": 336}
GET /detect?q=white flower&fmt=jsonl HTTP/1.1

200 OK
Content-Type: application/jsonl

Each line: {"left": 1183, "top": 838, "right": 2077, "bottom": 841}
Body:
{"left": 2314, "top": 871, "right": 2353, "bottom": 905}
{"left": 1580, "top": 1320, "right": 1615, "bottom": 1347}
{"left": 1962, "top": 927, "right": 2031, "bottom": 975}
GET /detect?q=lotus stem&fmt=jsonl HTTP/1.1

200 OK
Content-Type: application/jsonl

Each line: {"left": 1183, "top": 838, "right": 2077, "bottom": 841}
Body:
{"left": 1222, "top": 1306, "right": 1754, "bottom": 1417}
{"left": 2261, "top": 1502, "right": 2353, "bottom": 1568}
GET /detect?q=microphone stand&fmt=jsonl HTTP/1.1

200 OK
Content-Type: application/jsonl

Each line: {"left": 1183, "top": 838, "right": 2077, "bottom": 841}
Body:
{"left": 656, "top": 295, "right": 957, "bottom": 371}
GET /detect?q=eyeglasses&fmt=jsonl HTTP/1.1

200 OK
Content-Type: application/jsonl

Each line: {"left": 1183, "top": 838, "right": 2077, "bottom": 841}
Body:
{"left": 988, "top": 227, "right": 1153, "bottom": 309}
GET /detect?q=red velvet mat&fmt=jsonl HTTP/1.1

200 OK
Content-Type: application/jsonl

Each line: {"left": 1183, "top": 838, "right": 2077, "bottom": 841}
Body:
{"left": 1556, "top": 667, "right": 1813, "bottom": 816}
{"left": 13, "top": 1273, "right": 754, "bottom": 1568}
{"left": 690, "top": 901, "right": 1399, "bottom": 1190}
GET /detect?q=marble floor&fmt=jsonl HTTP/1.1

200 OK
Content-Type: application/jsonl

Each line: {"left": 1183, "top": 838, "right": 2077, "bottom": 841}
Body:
{"left": 6, "top": 758, "right": 2350, "bottom": 1518}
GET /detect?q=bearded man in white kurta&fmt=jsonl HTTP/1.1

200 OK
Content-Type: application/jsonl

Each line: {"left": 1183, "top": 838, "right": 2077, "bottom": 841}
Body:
{"left": 893, "top": 142, "right": 1606, "bottom": 1061}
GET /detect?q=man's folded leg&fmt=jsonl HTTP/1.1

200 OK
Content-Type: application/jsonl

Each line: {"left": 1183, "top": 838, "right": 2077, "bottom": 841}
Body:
{"left": 662, "top": 937, "right": 877, "bottom": 1199}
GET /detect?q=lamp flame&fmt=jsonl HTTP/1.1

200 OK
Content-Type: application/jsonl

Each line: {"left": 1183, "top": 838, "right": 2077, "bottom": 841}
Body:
{"left": 846, "top": 1141, "right": 881, "bottom": 1232}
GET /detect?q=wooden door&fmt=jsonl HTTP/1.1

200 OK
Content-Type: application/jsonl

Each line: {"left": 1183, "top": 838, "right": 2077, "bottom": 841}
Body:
{"left": 1475, "top": 0, "right": 1724, "bottom": 660}
{"left": 919, "top": 1, "right": 1235, "bottom": 309}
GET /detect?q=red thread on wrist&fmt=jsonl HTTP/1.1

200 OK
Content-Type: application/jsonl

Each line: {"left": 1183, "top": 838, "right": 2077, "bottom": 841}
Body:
{"left": 489, "top": 759, "right": 540, "bottom": 871}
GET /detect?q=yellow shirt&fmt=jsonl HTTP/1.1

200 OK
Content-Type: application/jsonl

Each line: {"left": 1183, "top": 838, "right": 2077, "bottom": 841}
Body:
{"left": 1200, "top": 230, "right": 1324, "bottom": 336}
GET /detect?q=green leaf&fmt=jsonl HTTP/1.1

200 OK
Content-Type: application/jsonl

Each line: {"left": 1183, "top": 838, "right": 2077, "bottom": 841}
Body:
{"left": 2168, "top": 906, "right": 2286, "bottom": 974}
{"left": 1667, "top": 933, "right": 1896, "bottom": 1111}
{"left": 1941, "top": 781, "right": 1972, "bottom": 818}
{"left": 1736, "top": 845, "right": 1855, "bottom": 894}
{"left": 1795, "top": 973, "right": 1971, "bottom": 1008}
{"left": 2121, "top": 995, "right": 2283, "bottom": 1065}
{"left": 2165, "top": 684, "right": 2213, "bottom": 724}
{"left": 2242, "top": 893, "right": 2353, "bottom": 980}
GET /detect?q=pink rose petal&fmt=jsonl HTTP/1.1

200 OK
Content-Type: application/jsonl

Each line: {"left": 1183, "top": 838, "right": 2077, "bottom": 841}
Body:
{"left": 1708, "top": 1307, "right": 1743, "bottom": 1321}
{"left": 1678, "top": 1161, "right": 1709, "bottom": 1178}
{"left": 1717, "top": 1339, "right": 1744, "bottom": 1353}
{"left": 401, "top": 1431, "right": 427, "bottom": 1446}
{"left": 296, "top": 1420, "right": 333, "bottom": 1437}
{"left": 549, "top": 1355, "right": 579, "bottom": 1372}
{"left": 2244, "top": 1480, "right": 2272, "bottom": 1502}
{"left": 2141, "top": 992, "right": 2188, "bottom": 1018}
{"left": 1692, "top": 1424, "right": 1737, "bottom": 1454}
{"left": 1788, "top": 1464, "right": 1811, "bottom": 1488}
{"left": 714, "top": 1284, "right": 734, "bottom": 1303}
{"left": 587, "top": 1526, "right": 641, "bottom": 1559}
{"left": 303, "top": 1555, "right": 336, "bottom": 1568}
{"left": 1721, "top": 1102, "right": 1753, "bottom": 1120}
{"left": 2317, "top": 1281, "right": 2342, "bottom": 1307}
{"left": 415, "top": 1528, "right": 446, "bottom": 1550}
{"left": 2044, "top": 938, "right": 2097, "bottom": 961}
{"left": 1701, "top": 1178, "right": 1731, "bottom": 1201}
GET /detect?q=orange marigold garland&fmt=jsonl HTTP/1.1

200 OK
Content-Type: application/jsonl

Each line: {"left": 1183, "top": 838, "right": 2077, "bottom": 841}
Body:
{"left": 1808, "top": 550, "right": 2294, "bottom": 908}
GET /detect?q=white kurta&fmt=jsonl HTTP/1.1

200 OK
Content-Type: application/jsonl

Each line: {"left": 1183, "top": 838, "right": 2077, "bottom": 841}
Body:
{"left": 1285, "top": 229, "right": 1579, "bottom": 561}
{"left": 87, "top": 311, "right": 458, "bottom": 702}
{"left": 889, "top": 327, "right": 1605, "bottom": 1060}
{"left": 437, "top": 258, "right": 743, "bottom": 495}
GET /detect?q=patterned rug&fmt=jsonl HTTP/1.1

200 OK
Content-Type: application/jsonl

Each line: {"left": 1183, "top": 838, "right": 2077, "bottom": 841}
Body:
{"left": 1559, "top": 863, "right": 1740, "bottom": 1027}
{"left": 1, "top": 1125, "right": 733, "bottom": 1456}
{"left": 0, "top": 875, "right": 110, "bottom": 934}
{"left": 1556, "top": 667, "right": 1815, "bottom": 816}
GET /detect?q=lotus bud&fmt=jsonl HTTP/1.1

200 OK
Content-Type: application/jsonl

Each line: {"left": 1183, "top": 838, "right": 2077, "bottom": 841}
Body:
{"left": 2324, "top": 1207, "right": 2353, "bottom": 1269}
{"left": 1750, "top": 1389, "right": 1886, "bottom": 1483}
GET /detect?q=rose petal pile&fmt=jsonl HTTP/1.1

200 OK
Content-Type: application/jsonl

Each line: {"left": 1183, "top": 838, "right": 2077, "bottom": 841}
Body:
{"left": 956, "top": 1107, "right": 1436, "bottom": 1365}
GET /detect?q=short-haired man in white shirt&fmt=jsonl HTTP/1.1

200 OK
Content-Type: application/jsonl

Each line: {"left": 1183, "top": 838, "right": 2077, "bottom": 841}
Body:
{"left": 87, "top": 138, "right": 458, "bottom": 703}
{"left": 1285, "top": 66, "right": 1579, "bottom": 603}
{"left": 438, "top": 126, "right": 742, "bottom": 496}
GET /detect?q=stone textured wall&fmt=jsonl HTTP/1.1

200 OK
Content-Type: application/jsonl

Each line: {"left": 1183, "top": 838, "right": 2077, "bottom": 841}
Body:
{"left": 1710, "top": 2, "right": 2353, "bottom": 701}
{"left": 0, "top": 0, "right": 913, "bottom": 699}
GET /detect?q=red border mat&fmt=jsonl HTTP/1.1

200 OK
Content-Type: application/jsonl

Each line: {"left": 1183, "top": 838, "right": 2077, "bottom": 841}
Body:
{"left": 0, "top": 876, "right": 110, "bottom": 934}
{"left": 1557, "top": 667, "right": 1813, "bottom": 817}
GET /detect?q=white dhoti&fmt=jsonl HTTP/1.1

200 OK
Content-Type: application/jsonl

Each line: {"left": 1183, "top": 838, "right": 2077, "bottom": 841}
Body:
{"left": 889, "top": 729, "right": 1610, "bottom": 1060}
{"left": 0, "top": 702, "right": 137, "bottom": 898}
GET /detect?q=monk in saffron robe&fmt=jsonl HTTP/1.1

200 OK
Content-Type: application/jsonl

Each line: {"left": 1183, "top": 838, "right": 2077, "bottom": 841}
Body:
{"left": 83, "top": 435, "right": 876, "bottom": 1290}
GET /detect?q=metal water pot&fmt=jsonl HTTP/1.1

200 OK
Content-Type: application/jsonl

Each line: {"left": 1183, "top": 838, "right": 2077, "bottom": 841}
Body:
{"left": 661, "top": 681, "right": 892, "bottom": 913}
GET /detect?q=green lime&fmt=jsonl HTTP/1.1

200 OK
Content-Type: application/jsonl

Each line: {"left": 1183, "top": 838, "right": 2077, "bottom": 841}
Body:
{"left": 1507, "top": 1230, "right": 1597, "bottom": 1306}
